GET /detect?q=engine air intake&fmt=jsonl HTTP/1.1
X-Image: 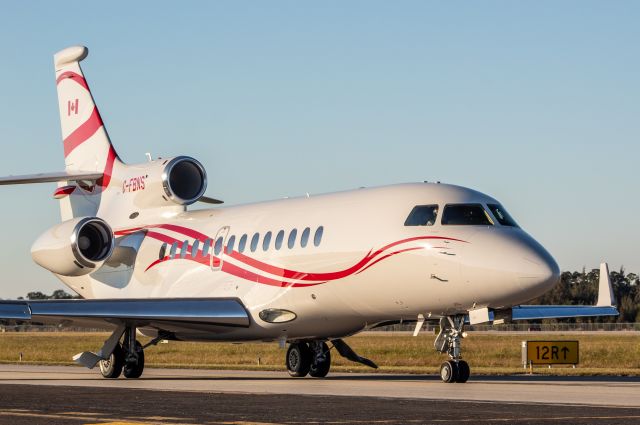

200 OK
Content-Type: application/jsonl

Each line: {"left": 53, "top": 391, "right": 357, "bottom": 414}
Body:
{"left": 162, "top": 157, "right": 207, "bottom": 205}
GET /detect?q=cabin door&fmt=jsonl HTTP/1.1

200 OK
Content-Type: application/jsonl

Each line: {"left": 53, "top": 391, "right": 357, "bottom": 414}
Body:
{"left": 210, "top": 226, "right": 230, "bottom": 271}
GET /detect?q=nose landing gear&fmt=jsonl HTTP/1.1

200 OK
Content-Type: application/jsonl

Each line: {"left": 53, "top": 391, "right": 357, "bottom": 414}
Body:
{"left": 435, "top": 316, "right": 470, "bottom": 383}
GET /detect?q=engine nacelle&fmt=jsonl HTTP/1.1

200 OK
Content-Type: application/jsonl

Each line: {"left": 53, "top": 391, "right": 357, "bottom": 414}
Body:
{"left": 124, "top": 156, "right": 207, "bottom": 208}
{"left": 31, "top": 217, "right": 115, "bottom": 277}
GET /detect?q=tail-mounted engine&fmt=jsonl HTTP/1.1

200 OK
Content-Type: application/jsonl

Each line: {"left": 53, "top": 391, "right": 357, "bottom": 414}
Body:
{"left": 31, "top": 217, "right": 114, "bottom": 276}
{"left": 123, "top": 156, "right": 207, "bottom": 208}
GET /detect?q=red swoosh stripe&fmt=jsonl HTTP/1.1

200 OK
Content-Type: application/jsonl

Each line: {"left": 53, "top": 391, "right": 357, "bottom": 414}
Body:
{"left": 118, "top": 223, "right": 468, "bottom": 287}
{"left": 131, "top": 223, "right": 468, "bottom": 282}
{"left": 63, "top": 107, "right": 104, "bottom": 157}
{"left": 56, "top": 71, "right": 89, "bottom": 90}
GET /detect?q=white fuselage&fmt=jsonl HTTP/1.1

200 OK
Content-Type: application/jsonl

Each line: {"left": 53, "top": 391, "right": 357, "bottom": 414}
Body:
{"left": 55, "top": 182, "right": 559, "bottom": 342}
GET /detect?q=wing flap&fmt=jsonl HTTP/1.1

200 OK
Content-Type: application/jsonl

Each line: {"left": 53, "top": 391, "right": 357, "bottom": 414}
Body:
{"left": 0, "top": 298, "right": 250, "bottom": 327}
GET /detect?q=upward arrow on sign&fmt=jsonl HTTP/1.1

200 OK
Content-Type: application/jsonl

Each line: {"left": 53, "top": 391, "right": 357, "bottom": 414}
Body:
{"left": 561, "top": 346, "right": 570, "bottom": 360}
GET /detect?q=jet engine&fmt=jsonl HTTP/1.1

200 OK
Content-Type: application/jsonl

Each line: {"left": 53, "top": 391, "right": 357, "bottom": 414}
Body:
{"left": 123, "top": 156, "right": 207, "bottom": 208}
{"left": 31, "top": 217, "right": 114, "bottom": 276}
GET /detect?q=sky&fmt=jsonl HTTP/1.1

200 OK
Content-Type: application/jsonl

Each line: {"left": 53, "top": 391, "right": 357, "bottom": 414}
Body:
{"left": 0, "top": 1, "right": 638, "bottom": 298}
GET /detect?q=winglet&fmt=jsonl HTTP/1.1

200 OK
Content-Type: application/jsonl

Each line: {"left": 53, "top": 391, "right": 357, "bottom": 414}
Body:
{"left": 596, "top": 262, "right": 616, "bottom": 307}
{"left": 54, "top": 45, "right": 88, "bottom": 69}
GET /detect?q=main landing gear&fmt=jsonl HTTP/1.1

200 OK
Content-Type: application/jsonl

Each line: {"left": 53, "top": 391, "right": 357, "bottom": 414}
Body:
{"left": 99, "top": 326, "right": 146, "bottom": 379}
{"left": 286, "top": 341, "right": 331, "bottom": 378}
{"left": 285, "top": 339, "right": 378, "bottom": 378}
{"left": 434, "top": 316, "right": 470, "bottom": 383}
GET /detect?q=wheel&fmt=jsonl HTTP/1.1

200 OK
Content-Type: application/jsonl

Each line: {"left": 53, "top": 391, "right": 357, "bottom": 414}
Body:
{"left": 309, "top": 342, "right": 331, "bottom": 378}
{"left": 123, "top": 341, "right": 145, "bottom": 379}
{"left": 456, "top": 360, "right": 470, "bottom": 383}
{"left": 440, "top": 360, "right": 458, "bottom": 383}
{"left": 99, "top": 344, "right": 124, "bottom": 379}
{"left": 286, "top": 342, "right": 312, "bottom": 377}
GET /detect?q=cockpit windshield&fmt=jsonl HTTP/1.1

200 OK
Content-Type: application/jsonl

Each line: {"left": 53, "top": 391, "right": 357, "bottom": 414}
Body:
{"left": 404, "top": 205, "right": 438, "bottom": 226}
{"left": 487, "top": 204, "right": 519, "bottom": 227}
{"left": 441, "top": 204, "right": 493, "bottom": 225}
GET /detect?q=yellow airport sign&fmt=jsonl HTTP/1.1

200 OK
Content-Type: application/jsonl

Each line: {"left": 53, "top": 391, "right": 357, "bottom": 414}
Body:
{"left": 523, "top": 340, "right": 579, "bottom": 365}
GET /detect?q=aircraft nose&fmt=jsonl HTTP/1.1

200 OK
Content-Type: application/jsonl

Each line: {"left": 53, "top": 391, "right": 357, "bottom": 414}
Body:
{"left": 509, "top": 232, "right": 560, "bottom": 297}
{"left": 461, "top": 228, "right": 561, "bottom": 303}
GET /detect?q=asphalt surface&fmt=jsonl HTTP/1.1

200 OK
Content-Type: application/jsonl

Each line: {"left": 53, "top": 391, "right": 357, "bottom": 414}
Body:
{"left": 1, "top": 365, "right": 640, "bottom": 424}
{"left": 2, "top": 383, "right": 640, "bottom": 425}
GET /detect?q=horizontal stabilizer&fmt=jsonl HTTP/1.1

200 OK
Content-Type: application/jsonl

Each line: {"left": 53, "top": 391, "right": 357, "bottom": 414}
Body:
{"left": 0, "top": 171, "right": 103, "bottom": 185}
{"left": 199, "top": 196, "right": 224, "bottom": 205}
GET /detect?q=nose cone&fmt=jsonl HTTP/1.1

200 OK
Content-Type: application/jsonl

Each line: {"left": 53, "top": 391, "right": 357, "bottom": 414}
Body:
{"left": 461, "top": 228, "right": 561, "bottom": 305}
{"left": 514, "top": 235, "right": 561, "bottom": 298}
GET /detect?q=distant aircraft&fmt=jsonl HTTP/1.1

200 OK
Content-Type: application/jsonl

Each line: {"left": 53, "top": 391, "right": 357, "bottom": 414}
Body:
{"left": 0, "top": 46, "right": 618, "bottom": 383}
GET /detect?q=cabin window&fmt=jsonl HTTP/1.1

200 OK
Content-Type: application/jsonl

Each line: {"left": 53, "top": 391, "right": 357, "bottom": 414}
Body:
{"left": 301, "top": 227, "right": 311, "bottom": 248}
{"left": 238, "top": 234, "right": 247, "bottom": 253}
{"left": 202, "top": 239, "right": 211, "bottom": 256}
{"left": 227, "top": 235, "right": 236, "bottom": 253}
{"left": 263, "top": 231, "right": 272, "bottom": 251}
{"left": 405, "top": 205, "right": 439, "bottom": 226}
{"left": 191, "top": 240, "right": 200, "bottom": 258}
{"left": 214, "top": 237, "right": 224, "bottom": 255}
{"left": 314, "top": 226, "right": 324, "bottom": 247}
{"left": 275, "top": 230, "right": 285, "bottom": 250}
{"left": 487, "top": 204, "right": 519, "bottom": 227}
{"left": 169, "top": 242, "right": 178, "bottom": 258}
{"left": 442, "top": 204, "right": 493, "bottom": 225}
{"left": 250, "top": 233, "right": 260, "bottom": 252}
{"left": 180, "top": 240, "right": 189, "bottom": 258}
{"left": 158, "top": 243, "right": 167, "bottom": 260}
{"left": 288, "top": 229, "right": 297, "bottom": 249}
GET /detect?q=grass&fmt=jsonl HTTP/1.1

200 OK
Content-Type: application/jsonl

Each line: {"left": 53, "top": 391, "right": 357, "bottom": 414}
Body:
{"left": 0, "top": 331, "right": 638, "bottom": 376}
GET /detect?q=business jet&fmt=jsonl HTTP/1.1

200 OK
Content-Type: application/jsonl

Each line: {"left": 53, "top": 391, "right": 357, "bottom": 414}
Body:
{"left": 0, "top": 46, "right": 617, "bottom": 383}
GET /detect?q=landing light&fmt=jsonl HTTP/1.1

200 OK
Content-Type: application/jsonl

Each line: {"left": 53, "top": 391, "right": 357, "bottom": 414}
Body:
{"left": 259, "top": 308, "right": 297, "bottom": 323}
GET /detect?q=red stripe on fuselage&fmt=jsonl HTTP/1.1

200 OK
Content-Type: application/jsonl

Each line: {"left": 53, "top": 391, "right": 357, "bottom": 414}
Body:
{"left": 127, "top": 223, "right": 468, "bottom": 288}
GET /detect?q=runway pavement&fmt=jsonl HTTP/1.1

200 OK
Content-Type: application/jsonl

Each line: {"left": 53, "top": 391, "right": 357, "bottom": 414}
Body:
{"left": 0, "top": 365, "right": 639, "bottom": 424}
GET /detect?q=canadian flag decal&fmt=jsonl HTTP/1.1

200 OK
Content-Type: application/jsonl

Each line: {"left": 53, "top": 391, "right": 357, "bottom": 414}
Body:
{"left": 67, "top": 99, "right": 79, "bottom": 116}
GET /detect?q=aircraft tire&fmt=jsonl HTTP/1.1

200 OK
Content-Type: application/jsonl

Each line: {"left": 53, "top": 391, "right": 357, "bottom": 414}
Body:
{"left": 123, "top": 341, "right": 145, "bottom": 379}
{"left": 309, "top": 342, "right": 331, "bottom": 378}
{"left": 99, "top": 343, "right": 124, "bottom": 379}
{"left": 440, "top": 360, "right": 458, "bottom": 383}
{"left": 456, "top": 360, "right": 470, "bottom": 383}
{"left": 286, "top": 342, "right": 312, "bottom": 377}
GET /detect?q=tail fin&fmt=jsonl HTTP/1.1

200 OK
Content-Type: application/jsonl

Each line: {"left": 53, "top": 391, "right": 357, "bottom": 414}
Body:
{"left": 54, "top": 46, "right": 122, "bottom": 183}
{"left": 54, "top": 46, "right": 123, "bottom": 219}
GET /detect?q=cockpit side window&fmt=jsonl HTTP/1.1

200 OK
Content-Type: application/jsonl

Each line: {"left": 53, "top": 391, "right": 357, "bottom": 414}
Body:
{"left": 404, "top": 205, "right": 439, "bottom": 226}
{"left": 442, "top": 204, "right": 493, "bottom": 225}
{"left": 487, "top": 204, "right": 519, "bottom": 227}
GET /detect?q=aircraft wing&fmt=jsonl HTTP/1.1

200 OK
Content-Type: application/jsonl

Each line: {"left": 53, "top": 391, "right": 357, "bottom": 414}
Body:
{"left": 511, "top": 263, "right": 619, "bottom": 320}
{"left": 0, "top": 298, "right": 250, "bottom": 369}
{"left": 509, "top": 262, "right": 618, "bottom": 321}
{"left": 510, "top": 305, "right": 618, "bottom": 321}
{"left": 466, "top": 263, "right": 619, "bottom": 325}
{"left": 0, "top": 171, "right": 103, "bottom": 185}
{"left": 0, "top": 298, "right": 250, "bottom": 328}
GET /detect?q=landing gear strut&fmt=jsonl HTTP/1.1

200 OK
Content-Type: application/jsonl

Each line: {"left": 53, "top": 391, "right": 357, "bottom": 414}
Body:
{"left": 286, "top": 341, "right": 331, "bottom": 378}
{"left": 434, "top": 316, "right": 470, "bottom": 383}
{"left": 99, "top": 325, "right": 145, "bottom": 379}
